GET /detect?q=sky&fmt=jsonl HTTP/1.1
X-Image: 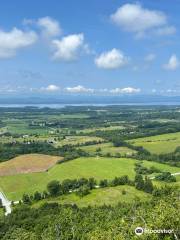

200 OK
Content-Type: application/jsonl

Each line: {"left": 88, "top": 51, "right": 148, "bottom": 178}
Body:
{"left": 0, "top": 0, "right": 180, "bottom": 97}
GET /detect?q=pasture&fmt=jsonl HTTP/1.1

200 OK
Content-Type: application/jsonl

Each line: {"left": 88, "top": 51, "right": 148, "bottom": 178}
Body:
{"left": 129, "top": 132, "right": 180, "bottom": 154}
{"left": 78, "top": 125, "right": 125, "bottom": 134}
{"left": 33, "top": 185, "right": 150, "bottom": 208}
{"left": 80, "top": 142, "right": 136, "bottom": 156}
{"left": 55, "top": 136, "right": 104, "bottom": 147}
{"left": 0, "top": 157, "right": 179, "bottom": 200}
{"left": 0, "top": 154, "right": 62, "bottom": 176}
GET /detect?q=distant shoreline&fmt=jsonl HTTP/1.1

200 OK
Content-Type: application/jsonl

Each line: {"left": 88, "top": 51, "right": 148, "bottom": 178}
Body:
{"left": 0, "top": 102, "right": 180, "bottom": 108}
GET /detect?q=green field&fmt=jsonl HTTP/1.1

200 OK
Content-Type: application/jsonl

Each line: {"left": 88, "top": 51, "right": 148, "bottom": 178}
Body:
{"left": 80, "top": 142, "right": 136, "bottom": 156}
{"left": 129, "top": 132, "right": 180, "bottom": 154}
{"left": 78, "top": 125, "right": 125, "bottom": 134}
{"left": 32, "top": 185, "right": 150, "bottom": 208}
{"left": 0, "top": 157, "right": 179, "bottom": 201}
{"left": 55, "top": 136, "right": 104, "bottom": 147}
{"left": 5, "top": 120, "right": 49, "bottom": 135}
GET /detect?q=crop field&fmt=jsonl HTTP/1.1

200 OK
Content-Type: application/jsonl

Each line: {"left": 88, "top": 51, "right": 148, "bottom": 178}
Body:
{"left": 129, "top": 132, "right": 180, "bottom": 154}
{"left": 80, "top": 142, "right": 136, "bottom": 156}
{"left": 0, "top": 106, "right": 180, "bottom": 213}
{"left": 0, "top": 157, "right": 179, "bottom": 200}
{"left": 33, "top": 185, "right": 150, "bottom": 208}
{"left": 4, "top": 120, "right": 49, "bottom": 135}
{"left": 0, "top": 154, "right": 62, "bottom": 176}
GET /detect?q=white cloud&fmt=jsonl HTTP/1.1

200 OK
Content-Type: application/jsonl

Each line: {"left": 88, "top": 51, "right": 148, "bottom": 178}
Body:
{"left": 166, "top": 89, "right": 177, "bottom": 93}
{"left": 0, "top": 28, "right": 37, "bottom": 58}
{"left": 37, "top": 16, "right": 62, "bottom": 37}
{"left": 95, "top": 48, "right": 129, "bottom": 69}
{"left": 110, "top": 3, "right": 175, "bottom": 37}
{"left": 41, "top": 84, "right": 60, "bottom": 92}
{"left": 110, "top": 87, "right": 141, "bottom": 94}
{"left": 65, "top": 85, "right": 94, "bottom": 93}
{"left": 145, "top": 53, "right": 156, "bottom": 62}
{"left": 52, "top": 33, "right": 86, "bottom": 61}
{"left": 163, "top": 55, "right": 180, "bottom": 70}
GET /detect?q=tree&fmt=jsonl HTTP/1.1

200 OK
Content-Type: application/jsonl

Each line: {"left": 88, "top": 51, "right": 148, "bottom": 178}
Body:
{"left": 42, "top": 190, "right": 48, "bottom": 199}
{"left": 135, "top": 174, "right": 144, "bottom": 190}
{"left": 88, "top": 178, "right": 97, "bottom": 190}
{"left": 22, "top": 194, "right": 31, "bottom": 204}
{"left": 2, "top": 228, "right": 37, "bottom": 240}
{"left": 144, "top": 176, "right": 154, "bottom": 193}
{"left": 77, "top": 178, "right": 88, "bottom": 188}
{"left": 76, "top": 185, "right": 90, "bottom": 198}
{"left": 47, "top": 180, "right": 61, "bottom": 196}
{"left": 99, "top": 179, "right": 108, "bottom": 188}
{"left": 155, "top": 172, "right": 176, "bottom": 182}
{"left": 33, "top": 191, "right": 42, "bottom": 201}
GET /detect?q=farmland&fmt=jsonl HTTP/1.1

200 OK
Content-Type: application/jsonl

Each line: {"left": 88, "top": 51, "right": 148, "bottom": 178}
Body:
{"left": 80, "top": 142, "right": 136, "bottom": 156}
{"left": 32, "top": 185, "right": 151, "bottom": 208}
{"left": 129, "top": 132, "right": 180, "bottom": 154}
{"left": 0, "top": 154, "right": 62, "bottom": 176}
{"left": 0, "top": 156, "right": 179, "bottom": 200}
{"left": 0, "top": 106, "right": 180, "bottom": 202}
{"left": 0, "top": 105, "right": 180, "bottom": 239}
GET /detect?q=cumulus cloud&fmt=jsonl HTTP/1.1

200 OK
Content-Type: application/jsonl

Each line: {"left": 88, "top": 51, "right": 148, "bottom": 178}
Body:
{"left": 110, "top": 3, "right": 175, "bottom": 37}
{"left": 41, "top": 84, "right": 60, "bottom": 92}
{"left": 37, "top": 16, "right": 62, "bottom": 37}
{"left": 52, "top": 33, "right": 86, "bottom": 61}
{"left": 163, "top": 55, "right": 180, "bottom": 70}
{"left": 145, "top": 53, "right": 156, "bottom": 62}
{"left": 95, "top": 48, "right": 129, "bottom": 69}
{"left": 110, "top": 87, "right": 141, "bottom": 94}
{"left": 65, "top": 85, "right": 94, "bottom": 93}
{"left": 0, "top": 28, "right": 37, "bottom": 58}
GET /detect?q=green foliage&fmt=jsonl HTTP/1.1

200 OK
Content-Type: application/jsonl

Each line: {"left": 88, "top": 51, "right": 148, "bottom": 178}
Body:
{"left": 155, "top": 172, "right": 176, "bottom": 182}
{"left": 47, "top": 180, "right": 61, "bottom": 196}
{"left": 144, "top": 176, "right": 154, "bottom": 193}
{"left": 0, "top": 192, "right": 179, "bottom": 239}
{"left": 99, "top": 179, "right": 108, "bottom": 188}
{"left": 22, "top": 194, "right": 31, "bottom": 204}
{"left": 135, "top": 174, "right": 144, "bottom": 191}
{"left": 76, "top": 185, "right": 90, "bottom": 198}
{"left": 33, "top": 191, "right": 42, "bottom": 201}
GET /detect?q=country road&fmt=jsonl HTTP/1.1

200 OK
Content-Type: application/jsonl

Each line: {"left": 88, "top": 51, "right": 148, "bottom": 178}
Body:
{"left": 0, "top": 191, "right": 11, "bottom": 216}
{"left": 0, "top": 172, "right": 179, "bottom": 216}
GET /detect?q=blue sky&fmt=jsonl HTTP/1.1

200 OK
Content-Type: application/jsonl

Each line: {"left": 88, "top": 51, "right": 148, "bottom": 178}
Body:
{"left": 0, "top": 0, "right": 180, "bottom": 96}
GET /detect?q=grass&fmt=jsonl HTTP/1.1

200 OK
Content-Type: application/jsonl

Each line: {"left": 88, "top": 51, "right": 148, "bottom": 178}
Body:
{"left": 78, "top": 125, "right": 125, "bottom": 134}
{"left": 142, "top": 161, "right": 180, "bottom": 176}
{"left": 0, "top": 154, "right": 62, "bottom": 176}
{"left": 32, "top": 185, "right": 150, "bottom": 208}
{"left": 54, "top": 113, "right": 89, "bottom": 119}
{"left": 0, "top": 156, "right": 179, "bottom": 201}
{"left": 129, "top": 132, "right": 180, "bottom": 154}
{"left": 6, "top": 121, "right": 48, "bottom": 135}
{"left": 0, "top": 208, "right": 4, "bottom": 217}
{"left": 55, "top": 136, "right": 104, "bottom": 147}
{"left": 80, "top": 142, "right": 136, "bottom": 156}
